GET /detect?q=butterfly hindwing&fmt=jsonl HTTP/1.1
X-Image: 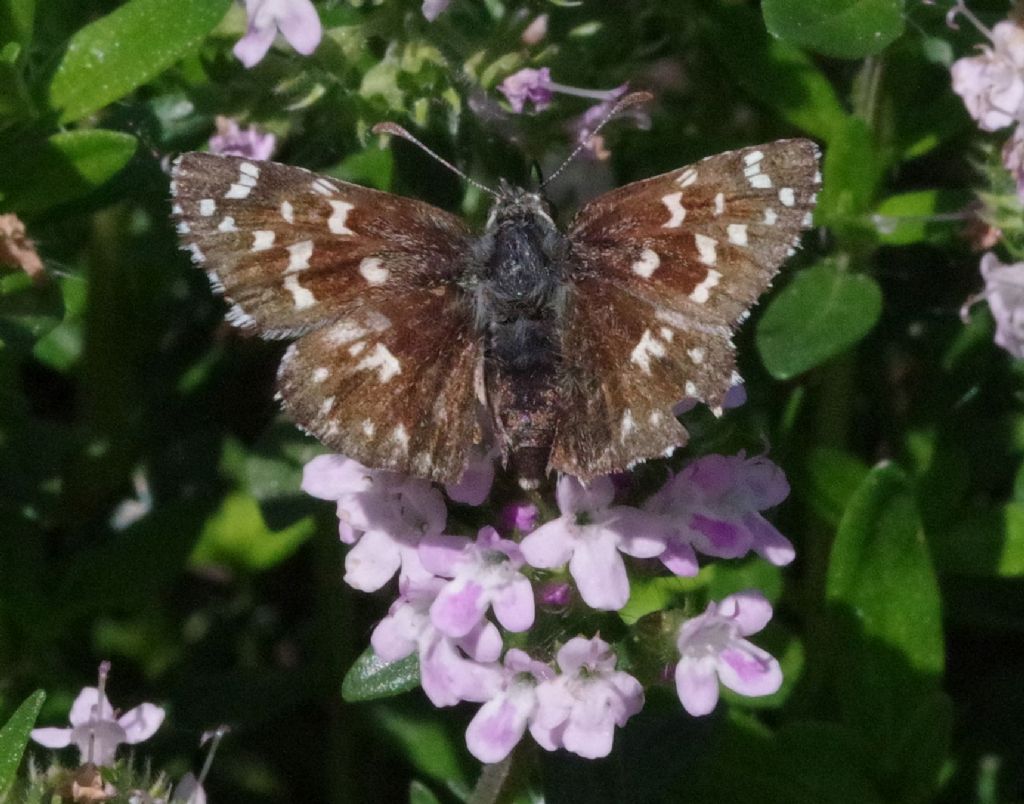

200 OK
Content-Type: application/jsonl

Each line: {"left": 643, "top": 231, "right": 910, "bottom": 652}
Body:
{"left": 171, "top": 153, "right": 473, "bottom": 337}
{"left": 276, "top": 287, "right": 483, "bottom": 483}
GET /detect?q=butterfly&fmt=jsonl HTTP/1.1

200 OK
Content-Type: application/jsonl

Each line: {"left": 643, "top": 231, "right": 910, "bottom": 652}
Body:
{"left": 170, "top": 113, "right": 820, "bottom": 489}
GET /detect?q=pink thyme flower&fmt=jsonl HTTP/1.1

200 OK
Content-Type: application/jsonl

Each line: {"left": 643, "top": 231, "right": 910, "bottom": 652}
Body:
{"left": 444, "top": 446, "right": 496, "bottom": 506}
{"left": 371, "top": 578, "right": 503, "bottom": 707}
{"left": 499, "top": 501, "right": 538, "bottom": 534}
{"left": 521, "top": 14, "right": 549, "bottom": 45}
{"left": 570, "top": 84, "right": 651, "bottom": 161}
{"left": 645, "top": 452, "right": 794, "bottom": 571}
{"left": 234, "top": 0, "right": 322, "bottom": 68}
{"left": 520, "top": 475, "right": 667, "bottom": 610}
{"left": 975, "top": 252, "right": 1024, "bottom": 357}
{"left": 498, "top": 69, "right": 629, "bottom": 115}
{"left": 674, "top": 591, "right": 782, "bottom": 716}
{"left": 420, "top": 526, "right": 535, "bottom": 637}
{"left": 951, "top": 20, "right": 1024, "bottom": 131}
{"left": 31, "top": 663, "right": 165, "bottom": 767}
{"left": 208, "top": 116, "right": 276, "bottom": 161}
{"left": 530, "top": 636, "right": 643, "bottom": 759}
{"left": 301, "top": 455, "right": 444, "bottom": 591}
{"left": 465, "top": 649, "right": 554, "bottom": 763}
{"left": 421, "top": 0, "right": 450, "bottom": 21}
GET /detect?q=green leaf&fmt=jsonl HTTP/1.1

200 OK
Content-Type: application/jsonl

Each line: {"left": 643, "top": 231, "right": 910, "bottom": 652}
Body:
{"left": 374, "top": 707, "right": 471, "bottom": 789}
{"left": 0, "top": 0, "right": 34, "bottom": 47}
{"left": 0, "top": 690, "right": 45, "bottom": 792}
{"left": 873, "top": 190, "right": 970, "bottom": 246}
{"left": 708, "top": 5, "right": 846, "bottom": 142}
{"left": 409, "top": 781, "right": 443, "bottom": 804}
{"left": 0, "top": 272, "right": 64, "bottom": 351}
{"left": 763, "top": 0, "right": 905, "bottom": 60}
{"left": 816, "top": 116, "right": 883, "bottom": 228}
{"left": 48, "top": 0, "right": 230, "bottom": 123}
{"left": 342, "top": 648, "right": 420, "bottom": 702}
{"left": 190, "top": 491, "right": 315, "bottom": 571}
{"left": 825, "top": 464, "right": 944, "bottom": 772}
{"left": 932, "top": 503, "right": 1024, "bottom": 577}
{"left": 756, "top": 263, "right": 882, "bottom": 379}
{"left": 799, "top": 447, "right": 870, "bottom": 526}
{"left": 0, "top": 129, "right": 136, "bottom": 215}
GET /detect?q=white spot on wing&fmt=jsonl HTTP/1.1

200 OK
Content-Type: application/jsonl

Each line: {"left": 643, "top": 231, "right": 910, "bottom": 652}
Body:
{"left": 392, "top": 424, "right": 410, "bottom": 453}
{"left": 199, "top": 198, "right": 216, "bottom": 216}
{"left": 630, "top": 329, "right": 667, "bottom": 374}
{"left": 685, "top": 381, "right": 698, "bottom": 396}
{"left": 356, "top": 343, "right": 402, "bottom": 382}
{"left": 621, "top": 410, "right": 636, "bottom": 443}
{"left": 320, "top": 396, "right": 335, "bottom": 416}
{"left": 744, "top": 150, "right": 764, "bottom": 166}
{"left": 631, "top": 248, "right": 660, "bottom": 278}
{"left": 763, "top": 208, "right": 778, "bottom": 226}
{"left": 281, "top": 200, "right": 295, "bottom": 224}
{"left": 313, "top": 367, "right": 329, "bottom": 383}
{"left": 359, "top": 257, "right": 389, "bottom": 285}
{"left": 176, "top": 221, "right": 190, "bottom": 234}
{"left": 688, "top": 346, "right": 705, "bottom": 364}
{"left": 225, "top": 183, "right": 251, "bottom": 199}
{"left": 662, "top": 192, "right": 687, "bottom": 228}
{"left": 675, "top": 167, "right": 698, "bottom": 187}
{"left": 750, "top": 173, "right": 772, "bottom": 189}
{"left": 727, "top": 223, "right": 748, "bottom": 246}
{"left": 311, "top": 178, "right": 335, "bottom": 196}
{"left": 287, "top": 240, "right": 314, "bottom": 272}
{"left": 326, "top": 321, "right": 367, "bottom": 345}
{"left": 362, "top": 420, "right": 375, "bottom": 436}
{"left": 218, "top": 216, "right": 237, "bottom": 232}
{"left": 689, "top": 268, "right": 722, "bottom": 304}
{"left": 284, "top": 274, "right": 315, "bottom": 309}
{"left": 695, "top": 234, "right": 717, "bottom": 266}
{"left": 240, "top": 162, "right": 260, "bottom": 179}
{"left": 779, "top": 187, "right": 795, "bottom": 207}
{"left": 714, "top": 193, "right": 725, "bottom": 216}
{"left": 252, "top": 230, "right": 275, "bottom": 251}
{"left": 328, "top": 201, "right": 355, "bottom": 235}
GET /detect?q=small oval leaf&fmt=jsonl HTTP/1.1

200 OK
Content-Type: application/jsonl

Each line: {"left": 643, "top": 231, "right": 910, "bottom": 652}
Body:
{"left": 0, "top": 690, "right": 46, "bottom": 792}
{"left": 342, "top": 648, "right": 420, "bottom": 702}
{"left": 0, "top": 129, "right": 137, "bottom": 215}
{"left": 48, "top": 0, "right": 230, "bottom": 123}
{"left": 763, "top": 0, "right": 905, "bottom": 60}
{"left": 756, "top": 263, "right": 882, "bottom": 379}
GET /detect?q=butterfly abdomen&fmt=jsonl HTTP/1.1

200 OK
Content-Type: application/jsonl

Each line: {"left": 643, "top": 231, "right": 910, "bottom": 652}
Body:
{"left": 477, "top": 196, "right": 567, "bottom": 488}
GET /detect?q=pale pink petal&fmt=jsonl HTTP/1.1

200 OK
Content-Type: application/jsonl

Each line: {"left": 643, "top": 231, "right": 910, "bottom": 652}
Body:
{"left": 70, "top": 720, "right": 125, "bottom": 766}
{"left": 301, "top": 455, "right": 371, "bottom": 499}
{"left": 555, "top": 636, "right": 614, "bottom": 675}
{"left": 519, "top": 520, "right": 575, "bottom": 568}
{"left": 465, "top": 697, "right": 530, "bottom": 763}
{"left": 172, "top": 772, "right": 207, "bottom": 804}
{"left": 30, "top": 727, "right": 72, "bottom": 749}
{"left": 689, "top": 513, "right": 749, "bottom": 558}
{"left": 675, "top": 658, "right": 720, "bottom": 716}
{"left": 458, "top": 620, "right": 503, "bottom": 662}
{"left": 660, "top": 539, "right": 699, "bottom": 576}
{"left": 371, "top": 615, "right": 417, "bottom": 662}
{"left": 562, "top": 715, "right": 615, "bottom": 759}
{"left": 233, "top": 24, "right": 276, "bottom": 68}
{"left": 533, "top": 679, "right": 573, "bottom": 729}
{"left": 605, "top": 508, "right": 668, "bottom": 557}
{"left": 418, "top": 533, "right": 470, "bottom": 577}
{"left": 716, "top": 644, "right": 782, "bottom": 698}
{"left": 118, "top": 703, "right": 165, "bottom": 743}
{"left": 69, "top": 688, "right": 113, "bottom": 725}
{"left": 569, "top": 534, "right": 630, "bottom": 610}
{"left": 276, "top": 0, "right": 322, "bottom": 55}
{"left": 557, "top": 474, "right": 614, "bottom": 514}
{"left": 343, "top": 530, "right": 402, "bottom": 592}
{"left": 721, "top": 590, "right": 773, "bottom": 635}
{"left": 745, "top": 513, "right": 795, "bottom": 566}
{"left": 492, "top": 575, "right": 535, "bottom": 632}
{"left": 445, "top": 448, "right": 494, "bottom": 506}
{"left": 431, "top": 578, "right": 487, "bottom": 638}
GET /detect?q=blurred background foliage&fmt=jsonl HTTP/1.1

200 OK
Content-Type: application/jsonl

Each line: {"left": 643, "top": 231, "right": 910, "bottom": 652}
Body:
{"left": 2, "top": 0, "right": 1024, "bottom": 801}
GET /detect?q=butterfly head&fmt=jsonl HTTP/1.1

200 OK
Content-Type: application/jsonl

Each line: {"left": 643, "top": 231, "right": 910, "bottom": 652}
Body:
{"left": 487, "top": 180, "right": 556, "bottom": 231}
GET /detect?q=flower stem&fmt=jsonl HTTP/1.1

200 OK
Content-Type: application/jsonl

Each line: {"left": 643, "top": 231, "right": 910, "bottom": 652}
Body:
{"left": 467, "top": 754, "right": 514, "bottom": 804}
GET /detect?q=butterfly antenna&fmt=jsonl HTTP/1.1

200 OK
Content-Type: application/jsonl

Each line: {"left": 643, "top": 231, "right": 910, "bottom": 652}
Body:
{"left": 539, "top": 91, "right": 654, "bottom": 191}
{"left": 372, "top": 122, "right": 500, "bottom": 199}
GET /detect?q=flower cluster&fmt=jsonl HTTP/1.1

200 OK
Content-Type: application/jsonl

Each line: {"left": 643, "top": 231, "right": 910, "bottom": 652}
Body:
{"left": 949, "top": 5, "right": 1024, "bottom": 358}
{"left": 304, "top": 449, "right": 790, "bottom": 763}
{"left": 31, "top": 663, "right": 225, "bottom": 803}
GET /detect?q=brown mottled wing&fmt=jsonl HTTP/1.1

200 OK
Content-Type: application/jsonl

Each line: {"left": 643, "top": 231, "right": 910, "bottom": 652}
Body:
{"left": 171, "top": 153, "right": 483, "bottom": 483}
{"left": 171, "top": 152, "right": 473, "bottom": 337}
{"left": 276, "top": 288, "right": 483, "bottom": 483}
{"left": 551, "top": 140, "right": 821, "bottom": 479}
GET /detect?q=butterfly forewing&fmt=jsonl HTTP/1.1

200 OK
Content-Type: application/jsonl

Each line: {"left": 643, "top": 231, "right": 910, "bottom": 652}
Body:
{"left": 551, "top": 139, "right": 820, "bottom": 480}
{"left": 171, "top": 153, "right": 473, "bottom": 337}
{"left": 172, "top": 153, "right": 484, "bottom": 482}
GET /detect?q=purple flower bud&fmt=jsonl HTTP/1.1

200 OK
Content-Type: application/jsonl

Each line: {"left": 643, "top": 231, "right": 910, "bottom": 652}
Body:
{"left": 539, "top": 581, "right": 572, "bottom": 609}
